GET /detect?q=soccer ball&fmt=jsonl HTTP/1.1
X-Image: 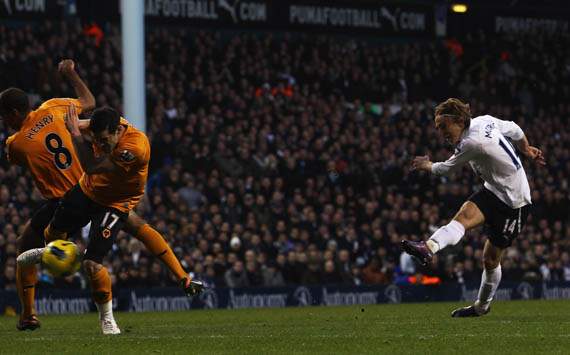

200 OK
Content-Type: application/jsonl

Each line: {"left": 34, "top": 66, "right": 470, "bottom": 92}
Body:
{"left": 41, "top": 240, "right": 82, "bottom": 277}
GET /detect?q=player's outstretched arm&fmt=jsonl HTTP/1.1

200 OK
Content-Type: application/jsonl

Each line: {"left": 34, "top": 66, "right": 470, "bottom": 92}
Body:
{"left": 59, "top": 59, "right": 96, "bottom": 111}
{"left": 415, "top": 139, "right": 479, "bottom": 176}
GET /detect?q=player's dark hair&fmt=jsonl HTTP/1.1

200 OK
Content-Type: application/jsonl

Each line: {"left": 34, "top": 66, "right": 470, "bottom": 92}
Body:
{"left": 90, "top": 107, "right": 121, "bottom": 134}
{"left": 0, "top": 87, "right": 30, "bottom": 116}
{"left": 435, "top": 98, "right": 471, "bottom": 129}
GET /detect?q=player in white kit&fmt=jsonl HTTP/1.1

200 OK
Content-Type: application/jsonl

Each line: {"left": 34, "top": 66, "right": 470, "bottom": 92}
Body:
{"left": 401, "top": 98, "right": 545, "bottom": 317}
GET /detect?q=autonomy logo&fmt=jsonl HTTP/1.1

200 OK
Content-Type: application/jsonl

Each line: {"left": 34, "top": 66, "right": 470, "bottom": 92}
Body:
{"left": 517, "top": 282, "right": 534, "bottom": 300}
{"left": 384, "top": 284, "right": 402, "bottom": 304}
{"left": 293, "top": 286, "right": 313, "bottom": 306}
{"left": 199, "top": 289, "right": 219, "bottom": 309}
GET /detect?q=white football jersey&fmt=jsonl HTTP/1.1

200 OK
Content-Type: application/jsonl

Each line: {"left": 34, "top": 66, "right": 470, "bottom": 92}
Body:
{"left": 431, "top": 115, "right": 531, "bottom": 209}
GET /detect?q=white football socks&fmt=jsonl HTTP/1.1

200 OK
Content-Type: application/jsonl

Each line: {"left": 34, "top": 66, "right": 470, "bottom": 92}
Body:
{"left": 96, "top": 300, "right": 114, "bottom": 320}
{"left": 476, "top": 265, "right": 502, "bottom": 311}
{"left": 16, "top": 248, "right": 45, "bottom": 266}
{"left": 426, "top": 220, "right": 466, "bottom": 254}
{"left": 96, "top": 300, "right": 121, "bottom": 335}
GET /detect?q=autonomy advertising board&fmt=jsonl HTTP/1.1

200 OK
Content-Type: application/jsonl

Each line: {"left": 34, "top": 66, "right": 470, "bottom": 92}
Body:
{"left": 2, "top": 281, "right": 570, "bottom": 315}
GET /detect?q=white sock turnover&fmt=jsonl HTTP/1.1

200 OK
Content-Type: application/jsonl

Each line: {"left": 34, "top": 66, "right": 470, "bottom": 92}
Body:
{"left": 427, "top": 220, "right": 465, "bottom": 254}
{"left": 96, "top": 300, "right": 114, "bottom": 320}
{"left": 476, "top": 265, "right": 502, "bottom": 311}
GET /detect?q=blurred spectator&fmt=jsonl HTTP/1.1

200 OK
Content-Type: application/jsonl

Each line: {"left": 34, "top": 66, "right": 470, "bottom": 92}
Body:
{"left": 361, "top": 258, "right": 389, "bottom": 285}
{"left": 262, "top": 262, "right": 285, "bottom": 287}
{"left": 322, "top": 260, "right": 343, "bottom": 285}
{"left": 225, "top": 261, "right": 249, "bottom": 288}
{"left": 1, "top": 264, "right": 16, "bottom": 290}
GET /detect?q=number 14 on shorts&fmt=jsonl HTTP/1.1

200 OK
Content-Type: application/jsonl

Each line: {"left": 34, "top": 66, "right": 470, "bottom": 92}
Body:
{"left": 502, "top": 218, "right": 519, "bottom": 235}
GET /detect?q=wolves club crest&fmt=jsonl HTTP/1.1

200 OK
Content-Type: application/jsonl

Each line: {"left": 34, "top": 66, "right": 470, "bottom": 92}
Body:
{"left": 119, "top": 150, "right": 135, "bottom": 162}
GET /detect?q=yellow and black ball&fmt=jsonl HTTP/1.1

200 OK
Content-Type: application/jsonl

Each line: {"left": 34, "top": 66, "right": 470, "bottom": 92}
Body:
{"left": 41, "top": 240, "right": 81, "bottom": 277}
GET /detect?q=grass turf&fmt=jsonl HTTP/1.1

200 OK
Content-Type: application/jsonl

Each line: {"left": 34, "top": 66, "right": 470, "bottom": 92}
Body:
{"left": 1, "top": 300, "right": 570, "bottom": 354}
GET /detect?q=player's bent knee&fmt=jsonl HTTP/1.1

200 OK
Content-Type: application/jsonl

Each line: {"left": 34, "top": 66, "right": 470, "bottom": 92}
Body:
{"left": 453, "top": 202, "right": 484, "bottom": 230}
{"left": 452, "top": 212, "right": 471, "bottom": 230}
{"left": 125, "top": 212, "right": 147, "bottom": 235}
{"left": 482, "top": 240, "right": 504, "bottom": 270}
{"left": 92, "top": 290, "right": 111, "bottom": 304}
{"left": 482, "top": 249, "right": 502, "bottom": 269}
{"left": 83, "top": 259, "right": 103, "bottom": 277}
{"left": 483, "top": 257, "right": 500, "bottom": 270}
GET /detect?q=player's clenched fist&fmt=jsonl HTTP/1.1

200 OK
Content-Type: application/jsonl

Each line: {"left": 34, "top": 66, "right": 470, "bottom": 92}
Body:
{"left": 523, "top": 146, "right": 546, "bottom": 166}
{"left": 58, "top": 59, "right": 76, "bottom": 76}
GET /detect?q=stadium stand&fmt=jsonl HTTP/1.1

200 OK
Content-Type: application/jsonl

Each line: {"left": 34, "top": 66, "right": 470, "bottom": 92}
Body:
{"left": 1, "top": 21, "right": 569, "bottom": 291}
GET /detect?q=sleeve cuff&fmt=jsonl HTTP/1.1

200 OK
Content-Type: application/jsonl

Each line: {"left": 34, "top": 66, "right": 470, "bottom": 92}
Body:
{"left": 512, "top": 128, "right": 525, "bottom": 141}
{"left": 431, "top": 162, "right": 441, "bottom": 175}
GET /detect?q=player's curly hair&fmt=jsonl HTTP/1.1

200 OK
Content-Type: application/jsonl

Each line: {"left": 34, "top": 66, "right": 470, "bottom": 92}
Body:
{"left": 0, "top": 87, "right": 29, "bottom": 116}
{"left": 435, "top": 98, "right": 471, "bottom": 129}
{"left": 90, "top": 107, "right": 120, "bottom": 134}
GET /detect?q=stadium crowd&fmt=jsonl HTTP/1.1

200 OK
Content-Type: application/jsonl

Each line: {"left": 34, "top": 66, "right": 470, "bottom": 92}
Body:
{"left": 1, "top": 21, "right": 570, "bottom": 291}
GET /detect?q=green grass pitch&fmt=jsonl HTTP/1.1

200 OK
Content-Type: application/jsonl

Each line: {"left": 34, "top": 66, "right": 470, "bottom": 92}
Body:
{"left": 1, "top": 300, "right": 570, "bottom": 354}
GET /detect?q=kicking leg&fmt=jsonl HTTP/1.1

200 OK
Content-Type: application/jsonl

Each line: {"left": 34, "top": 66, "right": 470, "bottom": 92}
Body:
{"left": 125, "top": 211, "right": 203, "bottom": 296}
{"left": 402, "top": 201, "right": 484, "bottom": 265}
{"left": 428, "top": 201, "right": 484, "bottom": 253}
{"left": 125, "top": 212, "right": 187, "bottom": 281}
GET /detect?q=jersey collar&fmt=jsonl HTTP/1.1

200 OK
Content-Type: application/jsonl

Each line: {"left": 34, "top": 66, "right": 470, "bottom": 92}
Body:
{"left": 20, "top": 110, "right": 36, "bottom": 129}
{"left": 454, "top": 125, "right": 471, "bottom": 153}
{"left": 458, "top": 125, "right": 471, "bottom": 145}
